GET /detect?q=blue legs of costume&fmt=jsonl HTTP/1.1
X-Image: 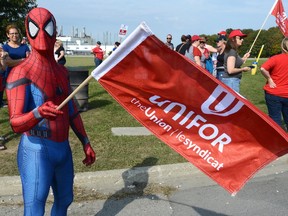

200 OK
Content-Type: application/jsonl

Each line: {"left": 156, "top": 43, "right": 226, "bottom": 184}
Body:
{"left": 18, "top": 135, "right": 74, "bottom": 216}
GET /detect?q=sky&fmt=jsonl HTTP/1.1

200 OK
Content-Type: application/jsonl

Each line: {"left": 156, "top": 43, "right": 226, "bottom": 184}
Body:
{"left": 36, "top": 0, "right": 283, "bottom": 45}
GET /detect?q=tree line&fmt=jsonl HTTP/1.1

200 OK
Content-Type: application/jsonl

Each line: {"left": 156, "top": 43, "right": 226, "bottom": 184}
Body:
{"left": 0, "top": 1, "right": 284, "bottom": 58}
{"left": 0, "top": 0, "right": 37, "bottom": 43}
{"left": 202, "top": 26, "right": 283, "bottom": 59}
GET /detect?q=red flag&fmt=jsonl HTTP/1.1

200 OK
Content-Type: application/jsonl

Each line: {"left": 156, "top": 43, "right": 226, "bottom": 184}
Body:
{"left": 271, "top": 0, "right": 288, "bottom": 36}
{"left": 92, "top": 23, "right": 288, "bottom": 194}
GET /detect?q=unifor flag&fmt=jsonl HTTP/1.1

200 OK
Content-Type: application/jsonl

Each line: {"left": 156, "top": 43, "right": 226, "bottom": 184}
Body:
{"left": 91, "top": 22, "right": 288, "bottom": 194}
{"left": 270, "top": 0, "right": 288, "bottom": 37}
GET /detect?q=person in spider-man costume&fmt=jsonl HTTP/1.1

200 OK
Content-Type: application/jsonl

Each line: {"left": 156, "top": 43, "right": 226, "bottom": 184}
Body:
{"left": 5, "top": 8, "right": 96, "bottom": 216}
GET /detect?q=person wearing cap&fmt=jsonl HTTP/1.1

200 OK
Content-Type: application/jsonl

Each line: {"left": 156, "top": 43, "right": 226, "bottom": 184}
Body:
{"left": 218, "top": 30, "right": 227, "bottom": 36}
{"left": 185, "top": 35, "right": 202, "bottom": 67}
{"left": 215, "top": 35, "right": 227, "bottom": 80}
{"left": 221, "top": 29, "right": 251, "bottom": 93}
{"left": 91, "top": 41, "right": 104, "bottom": 67}
{"left": 260, "top": 38, "right": 288, "bottom": 130}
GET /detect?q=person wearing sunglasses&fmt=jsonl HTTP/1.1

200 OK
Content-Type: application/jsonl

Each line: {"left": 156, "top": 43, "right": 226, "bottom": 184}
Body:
{"left": 165, "top": 34, "right": 174, "bottom": 50}
{"left": 221, "top": 29, "right": 251, "bottom": 93}
{"left": 3, "top": 24, "right": 30, "bottom": 72}
{"left": 1, "top": 24, "right": 30, "bottom": 108}
{"left": 215, "top": 35, "right": 227, "bottom": 80}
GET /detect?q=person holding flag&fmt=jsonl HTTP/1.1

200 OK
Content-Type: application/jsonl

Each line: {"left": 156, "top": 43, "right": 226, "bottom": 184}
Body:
{"left": 260, "top": 37, "right": 288, "bottom": 130}
{"left": 221, "top": 29, "right": 252, "bottom": 93}
{"left": 6, "top": 8, "right": 96, "bottom": 215}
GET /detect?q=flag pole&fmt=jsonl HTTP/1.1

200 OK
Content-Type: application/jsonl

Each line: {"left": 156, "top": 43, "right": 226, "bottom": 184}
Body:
{"left": 57, "top": 74, "right": 94, "bottom": 110}
{"left": 248, "top": 0, "right": 278, "bottom": 53}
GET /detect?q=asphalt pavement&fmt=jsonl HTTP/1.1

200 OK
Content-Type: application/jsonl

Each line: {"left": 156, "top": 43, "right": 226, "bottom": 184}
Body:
{"left": 1, "top": 154, "right": 288, "bottom": 216}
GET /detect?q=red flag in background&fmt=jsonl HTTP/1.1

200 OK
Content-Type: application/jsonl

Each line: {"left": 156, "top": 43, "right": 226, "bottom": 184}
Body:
{"left": 271, "top": 0, "right": 288, "bottom": 36}
{"left": 91, "top": 23, "right": 288, "bottom": 194}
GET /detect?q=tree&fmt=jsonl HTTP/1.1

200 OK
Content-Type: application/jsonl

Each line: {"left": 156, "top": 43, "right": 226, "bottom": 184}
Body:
{"left": 0, "top": 0, "right": 37, "bottom": 43}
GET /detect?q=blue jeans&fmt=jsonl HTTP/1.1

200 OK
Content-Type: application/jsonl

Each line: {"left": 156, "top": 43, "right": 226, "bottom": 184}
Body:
{"left": 94, "top": 58, "right": 102, "bottom": 68}
{"left": 265, "top": 92, "right": 288, "bottom": 129}
{"left": 217, "top": 71, "right": 240, "bottom": 93}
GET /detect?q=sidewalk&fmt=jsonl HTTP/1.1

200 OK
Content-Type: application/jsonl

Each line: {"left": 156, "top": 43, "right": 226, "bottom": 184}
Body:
{"left": 0, "top": 154, "right": 288, "bottom": 215}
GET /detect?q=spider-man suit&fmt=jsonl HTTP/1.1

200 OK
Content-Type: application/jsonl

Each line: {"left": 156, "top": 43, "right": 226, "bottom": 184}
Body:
{"left": 5, "top": 8, "right": 96, "bottom": 216}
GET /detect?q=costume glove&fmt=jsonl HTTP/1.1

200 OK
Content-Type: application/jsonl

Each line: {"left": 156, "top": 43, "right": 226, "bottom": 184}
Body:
{"left": 82, "top": 143, "right": 96, "bottom": 166}
{"left": 38, "top": 101, "right": 63, "bottom": 120}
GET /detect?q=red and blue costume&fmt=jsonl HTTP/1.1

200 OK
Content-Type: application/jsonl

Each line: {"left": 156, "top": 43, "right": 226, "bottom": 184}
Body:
{"left": 6, "top": 8, "right": 95, "bottom": 216}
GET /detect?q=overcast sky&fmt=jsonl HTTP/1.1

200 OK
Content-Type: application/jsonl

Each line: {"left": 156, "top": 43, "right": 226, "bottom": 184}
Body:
{"left": 36, "top": 0, "right": 283, "bottom": 44}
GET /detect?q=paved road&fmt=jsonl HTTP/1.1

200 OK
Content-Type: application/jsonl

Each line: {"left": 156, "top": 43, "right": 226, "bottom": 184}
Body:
{"left": 1, "top": 155, "right": 288, "bottom": 216}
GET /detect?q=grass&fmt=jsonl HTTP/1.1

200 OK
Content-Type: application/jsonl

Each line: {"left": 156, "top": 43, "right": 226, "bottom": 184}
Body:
{"left": 0, "top": 56, "right": 268, "bottom": 176}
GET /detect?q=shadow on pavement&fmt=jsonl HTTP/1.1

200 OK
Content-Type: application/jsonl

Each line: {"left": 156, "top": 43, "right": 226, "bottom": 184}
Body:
{"left": 95, "top": 157, "right": 159, "bottom": 216}
{"left": 192, "top": 206, "right": 229, "bottom": 216}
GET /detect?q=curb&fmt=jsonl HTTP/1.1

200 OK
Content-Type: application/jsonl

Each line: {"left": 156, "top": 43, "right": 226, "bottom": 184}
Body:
{"left": 1, "top": 154, "right": 288, "bottom": 204}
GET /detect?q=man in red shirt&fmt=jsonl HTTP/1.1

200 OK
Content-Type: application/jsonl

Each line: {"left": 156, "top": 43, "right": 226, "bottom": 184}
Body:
{"left": 92, "top": 41, "right": 104, "bottom": 67}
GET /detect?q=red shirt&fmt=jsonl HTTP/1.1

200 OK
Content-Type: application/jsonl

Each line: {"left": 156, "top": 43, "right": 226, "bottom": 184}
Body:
{"left": 193, "top": 46, "right": 202, "bottom": 57}
{"left": 261, "top": 53, "right": 288, "bottom": 98}
{"left": 92, "top": 46, "right": 104, "bottom": 60}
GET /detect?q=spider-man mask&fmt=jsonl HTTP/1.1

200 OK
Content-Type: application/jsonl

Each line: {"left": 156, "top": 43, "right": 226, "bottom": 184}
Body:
{"left": 25, "top": 7, "right": 56, "bottom": 52}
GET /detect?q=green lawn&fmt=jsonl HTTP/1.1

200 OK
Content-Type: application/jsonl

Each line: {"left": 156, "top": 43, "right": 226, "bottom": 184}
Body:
{"left": 0, "top": 56, "right": 269, "bottom": 176}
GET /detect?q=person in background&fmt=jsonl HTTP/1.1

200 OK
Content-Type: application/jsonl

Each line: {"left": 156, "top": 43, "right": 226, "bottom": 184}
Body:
{"left": 202, "top": 36, "right": 218, "bottom": 53}
{"left": 260, "top": 38, "right": 288, "bottom": 130}
{"left": 222, "top": 29, "right": 251, "bottom": 93}
{"left": 0, "top": 45, "right": 7, "bottom": 150}
{"left": 198, "top": 37, "right": 213, "bottom": 72}
{"left": 21, "top": 37, "right": 28, "bottom": 44}
{"left": 186, "top": 34, "right": 191, "bottom": 43}
{"left": 175, "top": 35, "right": 188, "bottom": 55}
{"left": 113, "top": 41, "right": 120, "bottom": 51}
{"left": 91, "top": 41, "right": 104, "bottom": 67}
{"left": 108, "top": 41, "right": 120, "bottom": 56}
{"left": 215, "top": 35, "right": 227, "bottom": 80}
{"left": 165, "top": 34, "right": 174, "bottom": 50}
{"left": 54, "top": 39, "right": 66, "bottom": 65}
{"left": 218, "top": 30, "right": 227, "bottom": 36}
{"left": 2, "top": 24, "right": 30, "bottom": 107}
{"left": 185, "top": 35, "right": 202, "bottom": 67}
{"left": 0, "top": 44, "right": 7, "bottom": 108}
{"left": 3, "top": 24, "right": 30, "bottom": 74}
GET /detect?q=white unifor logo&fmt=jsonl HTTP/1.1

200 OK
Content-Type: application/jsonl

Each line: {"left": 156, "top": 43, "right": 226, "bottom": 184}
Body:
{"left": 201, "top": 85, "right": 244, "bottom": 116}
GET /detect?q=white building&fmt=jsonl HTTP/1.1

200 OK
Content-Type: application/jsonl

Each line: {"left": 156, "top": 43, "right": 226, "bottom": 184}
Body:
{"left": 57, "top": 36, "right": 114, "bottom": 56}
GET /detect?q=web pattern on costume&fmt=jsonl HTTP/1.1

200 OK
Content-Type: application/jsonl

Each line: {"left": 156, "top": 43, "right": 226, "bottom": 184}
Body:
{"left": 6, "top": 8, "right": 89, "bottom": 144}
